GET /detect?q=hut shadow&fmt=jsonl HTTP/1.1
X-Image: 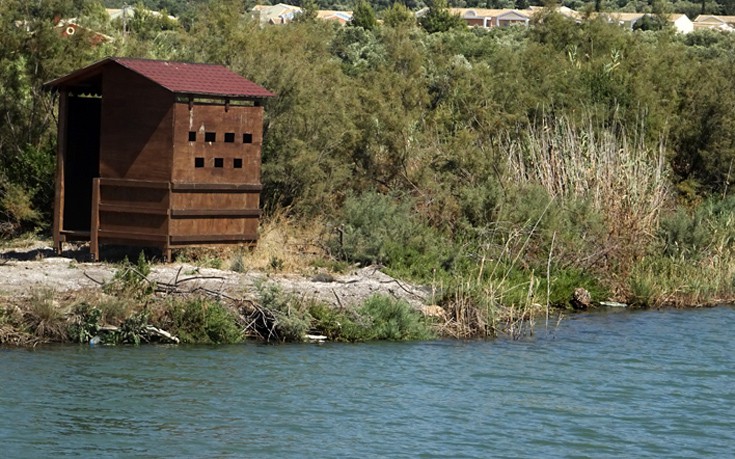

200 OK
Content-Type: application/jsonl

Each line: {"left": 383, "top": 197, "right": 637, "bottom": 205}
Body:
{"left": 0, "top": 243, "right": 165, "bottom": 264}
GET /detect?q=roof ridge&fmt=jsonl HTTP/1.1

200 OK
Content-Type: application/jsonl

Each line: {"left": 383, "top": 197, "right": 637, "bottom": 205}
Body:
{"left": 45, "top": 57, "right": 274, "bottom": 99}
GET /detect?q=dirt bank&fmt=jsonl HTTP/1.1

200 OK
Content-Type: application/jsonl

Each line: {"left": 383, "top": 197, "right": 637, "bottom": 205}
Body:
{"left": 0, "top": 242, "right": 431, "bottom": 309}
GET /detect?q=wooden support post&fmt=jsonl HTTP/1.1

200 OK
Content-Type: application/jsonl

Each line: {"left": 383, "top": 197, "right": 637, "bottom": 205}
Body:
{"left": 53, "top": 91, "right": 68, "bottom": 255}
{"left": 164, "top": 181, "right": 172, "bottom": 262}
{"left": 90, "top": 177, "right": 101, "bottom": 261}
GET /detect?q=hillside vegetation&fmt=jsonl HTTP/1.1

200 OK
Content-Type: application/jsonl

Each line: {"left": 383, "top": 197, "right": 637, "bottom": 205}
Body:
{"left": 3, "top": 0, "right": 735, "bottom": 322}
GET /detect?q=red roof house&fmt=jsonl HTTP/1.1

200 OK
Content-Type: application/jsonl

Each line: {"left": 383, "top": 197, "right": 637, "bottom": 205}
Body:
{"left": 45, "top": 57, "right": 274, "bottom": 260}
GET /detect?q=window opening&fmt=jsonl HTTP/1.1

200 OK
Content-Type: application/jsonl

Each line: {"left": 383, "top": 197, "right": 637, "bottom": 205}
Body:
{"left": 224, "top": 132, "right": 235, "bottom": 143}
{"left": 243, "top": 133, "right": 253, "bottom": 144}
{"left": 188, "top": 131, "right": 196, "bottom": 141}
{"left": 214, "top": 158, "right": 224, "bottom": 168}
{"left": 233, "top": 158, "right": 243, "bottom": 169}
{"left": 205, "top": 132, "right": 216, "bottom": 142}
{"left": 195, "top": 157, "right": 204, "bottom": 168}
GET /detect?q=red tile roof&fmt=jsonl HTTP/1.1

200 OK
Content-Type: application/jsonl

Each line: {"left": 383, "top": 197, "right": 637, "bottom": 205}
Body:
{"left": 114, "top": 58, "right": 274, "bottom": 98}
{"left": 45, "top": 57, "right": 274, "bottom": 99}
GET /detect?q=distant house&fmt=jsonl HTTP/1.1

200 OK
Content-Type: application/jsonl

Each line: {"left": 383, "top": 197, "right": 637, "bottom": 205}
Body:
{"left": 106, "top": 6, "right": 177, "bottom": 22}
{"left": 44, "top": 58, "right": 274, "bottom": 261}
{"left": 670, "top": 14, "right": 695, "bottom": 34}
{"left": 595, "top": 12, "right": 693, "bottom": 34}
{"left": 55, "top": 18, "right": 112, "bottom": 44}
{"left": 317, "top": 10, "right": 353, "bottom": 25}
{"left": 528, "top": 6, "right": 580, "bottom": 21}
{"left": 252, "top": 3, "right": 352, "bottom": 25}
{"left": 450, "top": 8, "right": 531, "bottom": 28}
{"left": 693, "top": 15, "right": 735, "bottom": 31}
{"left": 252, "top": 3, "right": 302, "bottom": 25}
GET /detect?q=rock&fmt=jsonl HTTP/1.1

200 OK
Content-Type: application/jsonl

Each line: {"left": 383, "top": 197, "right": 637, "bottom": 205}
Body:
{"left": 311, "top": 272, "right": 335, "bottom": 283}
{"left": 571, "top": 288, "right": 592, "bottom": 310}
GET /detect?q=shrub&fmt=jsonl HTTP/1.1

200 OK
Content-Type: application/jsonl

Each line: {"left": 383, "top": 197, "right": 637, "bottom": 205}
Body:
{"left": 169, "top": 298, "right": 243, "bottom": 344}
{"left": 256, "top": 283, "right": 312, "bottom": 342}
{"left": 67, "top": 302, "right": 101, "bottom": 344}
{"left": 331, "top": 191, "right": 449, "bottom": 281}
{"left": 104, "top": 251, "right": 155, "bottom": 298}
{"left": 359, "top": 295, "right": 435, "bottom": 341}
{"left": 659, "top": 195, "right": 735, "bottom": 259}
{"left": 0, "top": 180, "right": 39, "bottom": 237}
{"left": 308, "top": 303, "right": 371, "bottom": 342}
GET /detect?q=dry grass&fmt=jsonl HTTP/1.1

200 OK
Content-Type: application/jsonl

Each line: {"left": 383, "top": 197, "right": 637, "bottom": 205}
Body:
{"left": 21, "top": 289, "right": 69, "bottom": 341}
{"left": 234, "top": 210, "right": 330, "bottom": 273}
{"left": 434, "top": 230, "right": 552, "bottom": 340}
{"left": 170, "top": 211, "right": 331, "bottom": 274}
{"left": 505, "top": 115, "right": 670, "bottom": 266}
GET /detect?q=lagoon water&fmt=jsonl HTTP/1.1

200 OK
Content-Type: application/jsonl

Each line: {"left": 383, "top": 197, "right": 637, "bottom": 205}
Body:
{"left": 2, "top": 306, "right": 734, "bottom": 458}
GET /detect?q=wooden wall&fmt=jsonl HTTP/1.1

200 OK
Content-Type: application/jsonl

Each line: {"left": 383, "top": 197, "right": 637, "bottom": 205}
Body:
{"left": 166, "top": 103, "right": 263, "bottom": 244}
{"left": 99, "top": 65, "right": 174, "bottom": 181}
{"left": 171, "top": 103, "right": 263, "bottom": 185}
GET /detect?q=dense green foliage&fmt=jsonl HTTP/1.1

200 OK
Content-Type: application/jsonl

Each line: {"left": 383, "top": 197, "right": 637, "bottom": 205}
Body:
{"left": 4, "top": 0, "right": 735, "bottom": 311}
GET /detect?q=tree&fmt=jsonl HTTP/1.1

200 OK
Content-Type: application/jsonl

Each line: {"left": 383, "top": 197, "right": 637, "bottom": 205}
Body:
{"left": 350, "top": 0, "right": 378, "bottom": 31}
{"left": 419, "top": 0, "right": 466, "bottom": 34}
{"left": 0, "top": 0, "right": 108, "bottom": 234}
{"left": 293, "top": 0, "right": 318, "bottom": 23}
{"left": 383, "top": 2, "right": 416, "bottom": 29}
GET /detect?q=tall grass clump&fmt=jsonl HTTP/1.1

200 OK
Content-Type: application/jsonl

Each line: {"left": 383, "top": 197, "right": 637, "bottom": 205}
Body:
{"left": 627, "top": 195, "right": 735, "bottom": 307}
{"left": 22, "top": 289, "right": 68, "bottom": 341}
{"left": 504, "top": 115, "right": 670, "bottom": 276}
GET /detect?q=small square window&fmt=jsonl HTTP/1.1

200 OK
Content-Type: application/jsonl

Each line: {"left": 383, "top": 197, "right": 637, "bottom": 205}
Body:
{"left": 233, "top": 158, "right": 243, "bottom": 169}
{"left": 194, "top": 157, "right": 204, "bottom": 168}
{"left": 243, "top": 133, "right": 253, "bottom": 144}
{"left": 205, "top": 132, "right": 216, "bottom": 142}
{"left": 224, "top": 132, "right": 235, "bottom": 143}
{"left": 188, "top": 131, "right": 196, "bottom": 141}
{"left": 214, "top": 158, "right": 224, "bottom": 168}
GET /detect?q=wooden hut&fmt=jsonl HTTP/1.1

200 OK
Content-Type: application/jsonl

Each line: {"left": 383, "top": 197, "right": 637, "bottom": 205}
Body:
{"left": 44, "top": 57, "right": 274, "bottom": 260}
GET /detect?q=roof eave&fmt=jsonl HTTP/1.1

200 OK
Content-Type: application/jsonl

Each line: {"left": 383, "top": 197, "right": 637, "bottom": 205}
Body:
{"left": 173, "top": 91, "right": 276, "bottom": 100}
{"left": 42, "top": 56, "right": 114, "bottom": 91}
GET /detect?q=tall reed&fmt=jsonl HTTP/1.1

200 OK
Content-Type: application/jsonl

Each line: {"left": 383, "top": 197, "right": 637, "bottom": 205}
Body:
{"left": 504, "top": 115, "right": 670, "bottom": 268}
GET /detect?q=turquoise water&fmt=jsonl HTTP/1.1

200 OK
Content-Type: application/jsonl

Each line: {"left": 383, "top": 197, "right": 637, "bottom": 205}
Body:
{"left": 2, "top": 306, "right": 734, "bottom": 458}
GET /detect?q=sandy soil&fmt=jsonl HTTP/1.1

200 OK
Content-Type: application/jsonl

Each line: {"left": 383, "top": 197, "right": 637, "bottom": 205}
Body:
{"left": 0, "top": 242, "right": 432, "bottom": 309}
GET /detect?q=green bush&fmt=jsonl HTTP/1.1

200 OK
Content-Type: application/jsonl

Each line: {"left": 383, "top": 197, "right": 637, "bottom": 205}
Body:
{"left": 104, "top": 251, "right": 155, "bottom": 299}
{"left": 308, "top": 303, "right": 371, "bottom": 342}
{"left": 67, "top": 302, "right": 101, "bottom": 344}
{"left": 659, "top": 196, "right": 735, "bottom": 259}
{"left": 257, "top": 283, "right": 312, "bottom": 342}
{"left": 359, "top": 295, "right": 435, "bottom": 341}
{"left": 169, "top": 298, "right": 242, "bottom": 344}
{"left": 332, "top": 191, "right": 449, "bottom": 281}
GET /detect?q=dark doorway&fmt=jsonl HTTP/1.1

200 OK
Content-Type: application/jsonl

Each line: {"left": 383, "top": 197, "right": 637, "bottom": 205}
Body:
{"left": 63, "top": 95, "right": 101, "bottom": 231}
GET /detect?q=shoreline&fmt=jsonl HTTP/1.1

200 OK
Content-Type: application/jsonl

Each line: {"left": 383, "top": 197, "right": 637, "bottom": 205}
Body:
{"left": 1, "top": 241, "right": 730, "bottom": 347}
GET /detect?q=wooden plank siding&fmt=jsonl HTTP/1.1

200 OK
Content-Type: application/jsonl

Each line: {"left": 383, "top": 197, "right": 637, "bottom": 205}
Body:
{"left": 99, "top": 65, "right": 174, "bottom": 181}
{"left": 52, "top": 91, "right": 68, "bottom": 253}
